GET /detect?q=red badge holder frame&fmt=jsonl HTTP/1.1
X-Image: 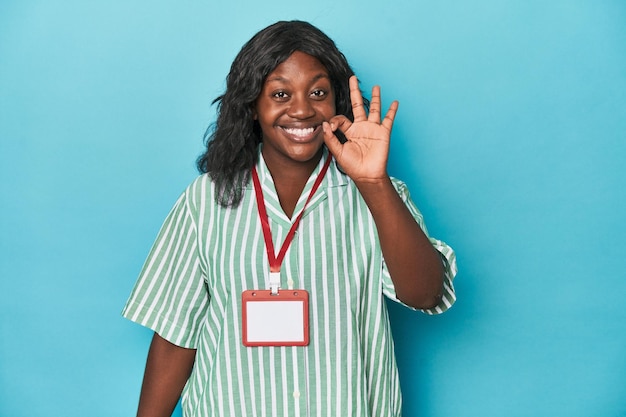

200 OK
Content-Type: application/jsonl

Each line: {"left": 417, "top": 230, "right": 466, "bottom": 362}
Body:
{"left": 242, "top": 271, "right": 310, "bottom": 347}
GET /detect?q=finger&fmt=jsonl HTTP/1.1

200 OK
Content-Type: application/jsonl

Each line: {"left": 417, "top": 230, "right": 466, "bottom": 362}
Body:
{"left": 368, "top": 85, "right": 381, "bottom": 123}
{"left": 349, "top": 75, "right": 367, "bottom": 122}
{"left": 322, "top": 121, "right": 343, "bottom": 157}
{"left": 329, "top": 115, "right": 352, "bottom": 134}
{"left": 381, "top": 100, "right": 399, "bottom": 132}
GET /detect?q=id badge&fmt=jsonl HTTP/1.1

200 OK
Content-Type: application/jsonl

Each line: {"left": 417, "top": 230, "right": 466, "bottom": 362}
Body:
{"left": 241, "top": 289, "right": 309, "bottom": 347}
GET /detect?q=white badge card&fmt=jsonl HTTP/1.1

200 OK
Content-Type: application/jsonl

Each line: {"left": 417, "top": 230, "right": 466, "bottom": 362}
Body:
{"left": 241, "top": 290, "right": 310, "bottom": 347}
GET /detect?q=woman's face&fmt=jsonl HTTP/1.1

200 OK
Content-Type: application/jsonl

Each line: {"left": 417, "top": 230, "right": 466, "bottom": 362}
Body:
{"left": 254, "top": 51, "right": 336, "bottom": 169}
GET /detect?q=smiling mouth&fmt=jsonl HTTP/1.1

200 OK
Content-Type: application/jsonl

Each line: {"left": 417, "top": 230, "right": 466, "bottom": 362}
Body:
{"left": 281, "top": 125, "right": 320, "bottom": 140}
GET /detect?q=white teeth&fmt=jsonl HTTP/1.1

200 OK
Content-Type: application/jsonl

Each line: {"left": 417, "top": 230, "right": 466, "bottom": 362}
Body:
{"left": 283, "top": 127, "right": 315, "bottom": 137}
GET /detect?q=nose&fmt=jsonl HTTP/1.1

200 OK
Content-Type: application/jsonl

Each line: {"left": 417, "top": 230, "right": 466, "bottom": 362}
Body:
{"left": 287, "top": 94, "right": 315, "bottom": 119}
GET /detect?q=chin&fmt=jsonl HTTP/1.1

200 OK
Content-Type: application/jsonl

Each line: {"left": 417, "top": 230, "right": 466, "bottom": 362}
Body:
{"left": 289, "top": 143, "right": 325, "bottom": 161}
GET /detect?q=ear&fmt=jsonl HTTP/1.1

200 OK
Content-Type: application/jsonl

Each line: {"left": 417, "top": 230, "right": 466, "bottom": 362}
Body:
{"left": 252, "top": 104, "right": 258, "bottom": 120}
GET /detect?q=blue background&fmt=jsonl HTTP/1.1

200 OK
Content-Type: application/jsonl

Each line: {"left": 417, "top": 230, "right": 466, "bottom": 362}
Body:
{"left": 1, "top": 1, "right": 625, "bottom": 416}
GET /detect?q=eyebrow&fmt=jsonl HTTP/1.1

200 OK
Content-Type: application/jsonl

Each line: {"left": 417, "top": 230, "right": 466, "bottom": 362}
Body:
{"left": 264, "top": 73, "right": 330, "bottom": 84}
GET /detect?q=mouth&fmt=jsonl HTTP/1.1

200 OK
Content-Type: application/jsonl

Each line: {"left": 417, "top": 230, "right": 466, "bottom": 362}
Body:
{"left": 280, "top": 125, "right": 321, "bottom": 142}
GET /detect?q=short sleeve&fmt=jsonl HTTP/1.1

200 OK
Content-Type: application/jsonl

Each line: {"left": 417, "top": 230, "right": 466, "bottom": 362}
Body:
{"left": 121, "top": 191, "right": 209, "bottom": 348}
{"left": 381, "top": 178, "right": 457, "bottom": 315}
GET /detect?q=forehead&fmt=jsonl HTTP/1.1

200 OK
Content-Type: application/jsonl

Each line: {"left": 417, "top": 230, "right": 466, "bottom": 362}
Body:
{"left": 265, "top": 51, "right": 329, "bottom": 82}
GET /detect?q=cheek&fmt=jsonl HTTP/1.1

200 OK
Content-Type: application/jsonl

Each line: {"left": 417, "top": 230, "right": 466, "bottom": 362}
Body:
{"left": 257, "top": 110, "right": 277, "bottom": 127}
{"left": 324, "top": 101, "right": 337, "bottom": 118}
{"left": 315, "top": 96, "right": 336, "bottom": 118}
{"left": 328, "top": 93, "right": 337, "bottom": 116}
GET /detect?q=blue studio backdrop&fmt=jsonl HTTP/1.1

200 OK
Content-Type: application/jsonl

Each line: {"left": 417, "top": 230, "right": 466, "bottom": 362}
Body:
{"left": 1, "top": 1, "right": 625, "bottom": 416}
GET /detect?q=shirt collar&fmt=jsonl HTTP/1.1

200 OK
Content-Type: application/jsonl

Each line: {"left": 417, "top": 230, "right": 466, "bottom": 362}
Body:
{"left": 250, "top": 145, "right": 348, "bottom": 225}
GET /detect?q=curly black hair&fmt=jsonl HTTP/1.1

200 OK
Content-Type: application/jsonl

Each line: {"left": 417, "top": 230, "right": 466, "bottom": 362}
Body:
{"left": 197, "top": 20, "right": 359, "bottom": 207}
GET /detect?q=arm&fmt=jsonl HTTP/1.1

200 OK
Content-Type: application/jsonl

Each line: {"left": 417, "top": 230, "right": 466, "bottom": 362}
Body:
{"left": 353, "top": 178, "right": 444, "bottom": 308}
{"left": 323, "top": 76, "right": 444, "bottom": 309}
{"left": 137, "top": 332, "right": 197, "bottom": 417}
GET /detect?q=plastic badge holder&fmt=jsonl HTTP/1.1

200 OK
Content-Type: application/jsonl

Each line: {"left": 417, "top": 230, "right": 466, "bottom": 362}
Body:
{"left": 241, "top": 289, "right": 309, "bottom": 347}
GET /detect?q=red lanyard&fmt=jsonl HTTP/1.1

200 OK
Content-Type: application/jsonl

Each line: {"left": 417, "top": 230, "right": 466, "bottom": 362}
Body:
{"left": 251, "top": 155, "right": 332, "bottom": 291}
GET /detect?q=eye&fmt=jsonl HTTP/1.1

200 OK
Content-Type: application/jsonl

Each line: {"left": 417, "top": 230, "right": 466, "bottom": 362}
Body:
{"left": 310, "top": 89, "right": 327, "bottom": 99}
{"left": 272, "top": 91, "right": 289, "bottom": 100}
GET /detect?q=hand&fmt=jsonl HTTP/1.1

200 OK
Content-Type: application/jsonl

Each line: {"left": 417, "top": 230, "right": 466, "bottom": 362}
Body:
{"left": 322, "top": 75, "right": 399, "bottom": 183}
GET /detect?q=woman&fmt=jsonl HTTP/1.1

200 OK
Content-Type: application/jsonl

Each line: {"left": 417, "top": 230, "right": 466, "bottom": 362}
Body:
{"left": 123, "top": 20, "right": 456, "bottom": 417}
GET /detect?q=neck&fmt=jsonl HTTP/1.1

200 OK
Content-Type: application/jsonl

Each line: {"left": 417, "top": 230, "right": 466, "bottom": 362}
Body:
{"left": 262, "top": 150, "right": 323, "bottom": 185}
{"left": 261, "top": 149, "right": 324, "bottom": 218}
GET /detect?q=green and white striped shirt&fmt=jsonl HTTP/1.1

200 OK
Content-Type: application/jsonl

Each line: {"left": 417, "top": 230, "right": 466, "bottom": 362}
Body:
{"left": 122, "top": 147, "right": 456, "bottom": 417}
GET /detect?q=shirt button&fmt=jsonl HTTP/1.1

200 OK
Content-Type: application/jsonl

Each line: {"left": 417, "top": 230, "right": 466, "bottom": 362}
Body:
{"left": 293, "top": 391, "right": 300, "bottom": 399}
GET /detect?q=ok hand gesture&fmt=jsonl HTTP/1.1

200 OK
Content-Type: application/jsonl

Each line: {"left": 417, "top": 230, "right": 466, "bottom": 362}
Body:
{"left": 322, "top": 75, "right": 399, "bottom": 183}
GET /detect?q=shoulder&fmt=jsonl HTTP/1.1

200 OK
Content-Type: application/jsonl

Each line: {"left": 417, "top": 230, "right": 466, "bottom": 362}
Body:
{"left": 185, "top": 173, "right": 215, "bottom": 193}
{"left": 178, "top": 173, "right": 217, "bottom": 214}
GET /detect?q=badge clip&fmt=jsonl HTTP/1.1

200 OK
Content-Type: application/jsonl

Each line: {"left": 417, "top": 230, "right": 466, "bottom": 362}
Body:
{"left": 269, "top": 271, "right": 281, "bottom": 295}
